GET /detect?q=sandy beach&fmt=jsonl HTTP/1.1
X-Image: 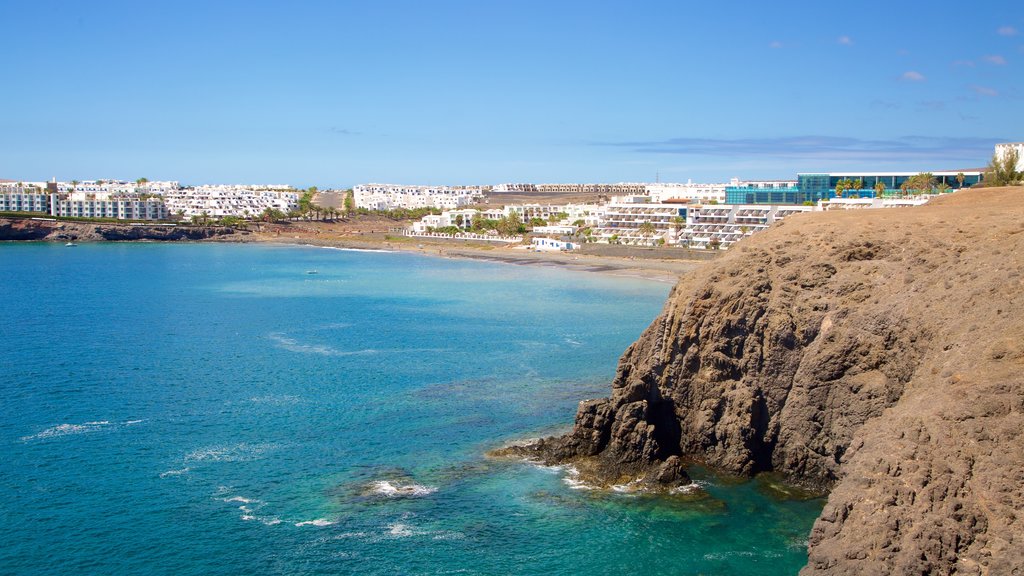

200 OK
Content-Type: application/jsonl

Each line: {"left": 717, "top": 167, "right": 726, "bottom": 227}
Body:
{"left": 249, "top": 227, "right": 708, "bottom": 282}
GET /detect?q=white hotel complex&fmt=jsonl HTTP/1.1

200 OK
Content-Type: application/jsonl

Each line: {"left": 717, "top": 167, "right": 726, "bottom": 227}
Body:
{"left": 353, "top": 184, "right": 485, "bottom": 210}
{"left": 162, "top": 185, "right": 299, "bottom": 218}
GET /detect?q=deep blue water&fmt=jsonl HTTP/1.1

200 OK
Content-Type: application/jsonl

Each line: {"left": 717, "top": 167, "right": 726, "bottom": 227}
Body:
{"left": 0, "top": 243, "right": 822, "bottom": 575}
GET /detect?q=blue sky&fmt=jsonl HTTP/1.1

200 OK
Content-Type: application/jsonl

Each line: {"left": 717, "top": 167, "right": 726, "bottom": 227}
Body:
{"left": 1, "top": 0, "right": 1021, "bottom": 187}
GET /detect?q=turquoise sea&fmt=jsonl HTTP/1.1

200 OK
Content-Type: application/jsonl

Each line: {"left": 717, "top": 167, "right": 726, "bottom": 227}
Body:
{"left": 0, "top": 243, "right": 822, "bottom": 575}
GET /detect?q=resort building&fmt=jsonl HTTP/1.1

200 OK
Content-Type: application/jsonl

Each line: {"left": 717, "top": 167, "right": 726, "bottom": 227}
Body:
{"left": 589, "top": 196, "right": 687, "bottom": 246}
{"left": 491, "top": 183, "right": 537, "bottom": 192}
{"left": 531, "top": 237, "right": 577, "bottom": 251}
{"left": 682, "top": 204, "right": 814, "bottom": 250}
{"left": 352, "top": 184, "right": 485, "bottom": 211}
{"left": 535, "top": 182, "right": 649, "bottom": 195}
{"left": 995, "top": 142, "right": 1024, "bottom": 171}
{"left": 0, "top": 188, "right": 51, "bottom": 213}
{"left": 647, "top": 181, "right": 727, "bottom": 204}
{"left": 50, "top": 197, "right": 169, "bottom": 220}
{"left": 723, "top": 179, "right": 802, "bottom": 205}
{"left": 162, "top": 185, "right": 299, "bottom": 218}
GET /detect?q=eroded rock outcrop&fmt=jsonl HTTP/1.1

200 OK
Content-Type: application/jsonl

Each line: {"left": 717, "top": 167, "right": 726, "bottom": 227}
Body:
{"left": 509, "top": 187, "right": 1024, "bottom": 574}
{"left": 0, "top": 217, "right": 241, "bottom": 242}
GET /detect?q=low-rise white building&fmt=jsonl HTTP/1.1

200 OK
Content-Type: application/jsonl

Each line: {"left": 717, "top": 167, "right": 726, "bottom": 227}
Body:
{"left": 353, "top": 184, "right": 484, "bottom": 211}
{"left": 995, "top": 142, "right": 1024, "bottom": 172}
{"left": 162, "top": 185, "right": 298, "bottom": 218}
{"left": 51, "top": 197, "right": 168, "bottom": 220}
{"left": 683, "top": 204, "right": 815, "bottom": 250}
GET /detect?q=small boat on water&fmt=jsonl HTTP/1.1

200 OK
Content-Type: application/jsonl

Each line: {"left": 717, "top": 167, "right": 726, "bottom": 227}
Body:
{"left": 65, "top": 242, "right": 77, "bottom": 247}
{"left": 306, "top": 270, "right": 318, "bottom": 275}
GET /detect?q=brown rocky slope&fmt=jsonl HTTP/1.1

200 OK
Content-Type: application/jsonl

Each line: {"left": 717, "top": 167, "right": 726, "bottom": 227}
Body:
{"left": 510, "top": 187, "right": 1024, "bottom": 574}
{"left": 0, "top": 217, "right": 240, "bottom": 241}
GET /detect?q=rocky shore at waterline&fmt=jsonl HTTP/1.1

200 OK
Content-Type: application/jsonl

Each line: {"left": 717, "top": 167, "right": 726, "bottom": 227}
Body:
{"left": 0, "top": 217, "right": 240, "bottom": 242}
{"left": 504, "top": 186, "right": 1024, "bottom": 574}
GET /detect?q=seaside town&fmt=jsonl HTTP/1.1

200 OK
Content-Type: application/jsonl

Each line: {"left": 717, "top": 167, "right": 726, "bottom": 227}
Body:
{"left": 1, "top": 142, "right": 1021, "bottom": 253}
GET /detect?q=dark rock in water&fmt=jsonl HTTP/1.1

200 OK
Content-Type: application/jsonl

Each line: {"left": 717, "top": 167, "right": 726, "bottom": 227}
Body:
{"left": 518, "top": 187, "right": 1024, "bottom": 574}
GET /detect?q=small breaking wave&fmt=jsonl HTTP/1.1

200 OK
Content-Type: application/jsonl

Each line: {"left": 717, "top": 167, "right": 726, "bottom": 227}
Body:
{"left": 21, "top": 421, "right": 110, "bottom": 441}
{"left": 159, "top": 467, "right": 190, "bottom": 478}
{"left": 185, "top": 442, "right": 279, "bottom": 463}
{"left": 21, "top": 418, "right": 148, "bottom": 442}
{"left": 295, "top": 519, "right": 336, "bottom": 527}
{"left": 368, "top": 480, "right": 438, "bottom": 498}
{"left": 268, "top": 333, "right": 378, "bottom": 357}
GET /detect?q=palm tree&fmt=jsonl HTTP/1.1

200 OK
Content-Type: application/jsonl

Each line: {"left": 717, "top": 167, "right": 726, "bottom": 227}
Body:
{"left": 637, "top": 221, "right": 657, "bottom": 245}
{"left": 874, "top": 180, "right": 886, "bottom": 199}
{"left": 834, "top": 180, "right": 845, "bottom": 198}
{"left": 956, "top": 172, "right": 966, "bottom": 189}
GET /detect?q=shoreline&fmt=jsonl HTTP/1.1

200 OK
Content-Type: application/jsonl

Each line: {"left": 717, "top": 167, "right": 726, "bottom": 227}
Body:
{"left": 259, "top": 236, "right": 706, "bottom": 282}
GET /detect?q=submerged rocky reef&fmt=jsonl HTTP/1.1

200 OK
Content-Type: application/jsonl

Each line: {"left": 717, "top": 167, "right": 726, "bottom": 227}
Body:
{"left": 502, "top": 187, "right": 1024, "bottom": 574}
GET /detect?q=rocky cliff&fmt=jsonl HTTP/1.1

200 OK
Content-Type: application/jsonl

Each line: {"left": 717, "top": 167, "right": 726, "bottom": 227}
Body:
{"left": 0, "top": 217, "right": 241, "bottom": 242}
{"left": 509, "top": 187, "right": 1024, "bottom": 574}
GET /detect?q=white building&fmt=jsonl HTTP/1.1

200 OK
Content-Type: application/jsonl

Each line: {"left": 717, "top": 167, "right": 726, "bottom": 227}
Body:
{"left": 51, "top": 197, "right": 168, "bottom": 220}
{"left": 589, "top": 197, "right": 687, "bottom": 245}
{"left": 646, "top": 181, "right": 728, "bottom": 204}
{"left": 162, "top": 185, "right": 298, "bottom": 218}
{"left": 352, "top": 184, "right": 485, "bottom": 211}
{"left": 492, "top": 183, "right": 537, "bottom": 192}
{"left": 0, "top": 188, "right": 50, "bottom": 212}
{"left": 683, "top": 204, "right": 814, "bottom": 250}
{"left": 995, "top": 142, "right": 1024, "bottom": 172}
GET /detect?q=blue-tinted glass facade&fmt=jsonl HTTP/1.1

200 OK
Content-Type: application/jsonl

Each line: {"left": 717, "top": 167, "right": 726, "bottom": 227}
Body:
{"left": 725, "top": 186, "right": 807, "bottom": 205}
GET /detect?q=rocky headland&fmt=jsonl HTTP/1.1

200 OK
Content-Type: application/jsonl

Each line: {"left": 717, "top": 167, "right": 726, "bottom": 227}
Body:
{"left": 0, "top": 217, "right": 241, "bottom": 242}
{"left": 499, "top": 187, "right": 1024, "bottom": 574}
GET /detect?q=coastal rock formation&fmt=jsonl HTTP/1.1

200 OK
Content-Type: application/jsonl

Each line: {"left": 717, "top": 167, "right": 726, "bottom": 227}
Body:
{"left": 516, "top": 187, "right": 1024, "bottom": 574}
{"left": 0, "top": 217, "right": 241, "bottom": 242}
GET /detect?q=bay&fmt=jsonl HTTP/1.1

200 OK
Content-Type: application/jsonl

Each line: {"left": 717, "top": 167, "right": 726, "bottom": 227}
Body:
{"left": 0, "top": 243, "right": 822, "bottom": 575}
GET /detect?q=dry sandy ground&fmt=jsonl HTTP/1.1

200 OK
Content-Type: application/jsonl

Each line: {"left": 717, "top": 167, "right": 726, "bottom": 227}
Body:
{"left": 245, "top": 220, "right": 706, "bottom": 282}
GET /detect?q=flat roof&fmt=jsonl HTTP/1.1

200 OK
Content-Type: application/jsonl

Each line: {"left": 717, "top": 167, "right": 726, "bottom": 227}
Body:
{"left": 799, "top": 170, "right": 984, "bottom": 176}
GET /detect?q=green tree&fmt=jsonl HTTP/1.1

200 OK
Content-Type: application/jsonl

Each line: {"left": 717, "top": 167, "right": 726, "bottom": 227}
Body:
{"left": 637, "top": 221, "right": 657, "bottom": 242}
{"left": 874, "top": 180, "right": 886, "bottom": 199}
{"left": 497, "top": 211, "right": 524, "bottom": 236}
{"left": 983, "top": 148, "right": 1022, "bottom": 187}
{"left": 956, "top": 172, "right": 966, "bottom": 189}
{"left": 343, "top": 189, "right": 355, "bottom": 215}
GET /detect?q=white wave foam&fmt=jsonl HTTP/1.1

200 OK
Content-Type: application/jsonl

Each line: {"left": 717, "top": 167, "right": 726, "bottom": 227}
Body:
{"left": 241, "top": 514, "right": 256, "bottom": 521}
{"left": 124, "top": 419, "right": 145, "bottom": 425}
{"left": 185, "top": 442, "right": 278, "bottom": 462}
{"left": 248, "top": 394, "right": 303, "bottom": 405}
{"left": 223, "top": 496, "right": 260, "bottom": 504}
{"left": 268, "top": 333, "right": 378, "bottom": 357}
{"left": 20, "top": 421, "right": 112, "bottom": 442}
{"left": 295, "top": 519, "right": 336, "bottom": 527}
{"left": 669, "top": 482, "right": 702, "bottom": 495}
{"left": 159, "top": 467, "right": 190, "bottom": 478}
{"left": 317, "top": 245, "right": 395, "bottom": 254}
{"left": 369, "top": 480, "right": 438, "bottom": 498}
{"left": 387, "top": 523, "right": 416, "bottom": 537}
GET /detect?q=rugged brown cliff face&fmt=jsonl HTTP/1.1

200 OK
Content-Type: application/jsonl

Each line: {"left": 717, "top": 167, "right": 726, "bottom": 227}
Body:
{"left": 514, "top": 187, "right": 1024, "bottom": 574}
{"left": 0, "top": 217, "right": 240, "bottom": 241}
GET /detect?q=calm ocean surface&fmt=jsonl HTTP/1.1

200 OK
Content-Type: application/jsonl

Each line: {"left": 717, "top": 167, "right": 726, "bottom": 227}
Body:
{"left": 0, "top": 243, "right": 822, "bottom": 575}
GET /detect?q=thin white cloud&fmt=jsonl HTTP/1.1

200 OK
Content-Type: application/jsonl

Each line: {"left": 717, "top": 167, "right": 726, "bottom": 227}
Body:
{"left": 769, "top": 40, "right": 783, "bottom": 49}
{"left": 837, "top": 35, "right": 853, "bottom": 46}
{"left": 902, "top": 71, "right": 926, "bottom": 82}
{"left": 971, "top": 85, "right": 999, "bottom": 97}
{"left": 997, "top": 26, "right": 1018, "bottom": 36}
{"left": 983, "top": 55, "right": 1007, "bottom": 65}
{"left": 604, "top": 135, "right": 1001, "bottom": 164}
